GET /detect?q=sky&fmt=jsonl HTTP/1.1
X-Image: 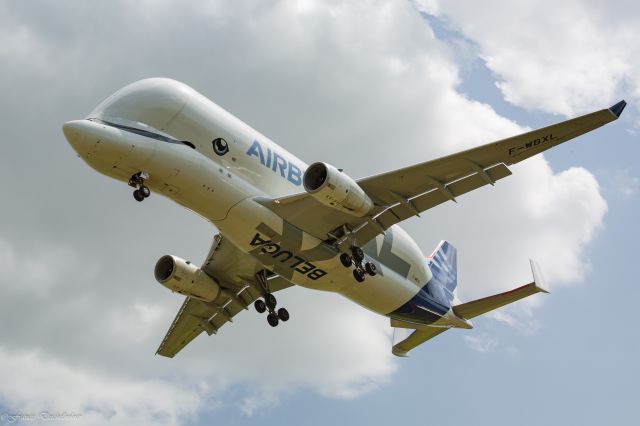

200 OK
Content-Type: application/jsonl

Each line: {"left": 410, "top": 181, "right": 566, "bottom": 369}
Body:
{"left": 0, "top": 1, "right": 638, "bottom": 425}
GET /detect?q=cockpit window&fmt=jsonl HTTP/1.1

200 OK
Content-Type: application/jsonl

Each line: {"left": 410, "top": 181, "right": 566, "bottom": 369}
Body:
{"left": 90, "top": 118, "right": 196, "bottom": 149}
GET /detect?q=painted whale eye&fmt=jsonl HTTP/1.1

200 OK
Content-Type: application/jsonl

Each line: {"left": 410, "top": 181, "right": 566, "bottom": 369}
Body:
{"left": 212, "top": 138, "right": 229, "bottom": 156}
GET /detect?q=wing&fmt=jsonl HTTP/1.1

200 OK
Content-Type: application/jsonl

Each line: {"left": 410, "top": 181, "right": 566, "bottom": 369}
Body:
{"left": 156, "top": 235, "right": 293, "bottom": 358}
{"left": 259, "top": 101, "right": 626, "bottom": 246}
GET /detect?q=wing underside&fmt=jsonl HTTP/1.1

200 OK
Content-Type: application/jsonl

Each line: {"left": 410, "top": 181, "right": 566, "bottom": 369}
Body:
{"left": 156, "top": 235, "right": 293, "bottom": 358}
{"left": 156, "top": 287, "right": 258, "bottom": 358}
{"left": 260, "top": 102, "right": 624, "bottom": 247}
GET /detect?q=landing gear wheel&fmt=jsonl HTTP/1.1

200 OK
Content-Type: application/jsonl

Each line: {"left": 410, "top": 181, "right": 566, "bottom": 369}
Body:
{"left": 353, "top": 268, "right": 366, "bottom": 283}
{"left": 254, "top": 299, "right": 267, "bottom": 313}
{"left": 351, "top": 246, "right": 365, "bottom": 263}
{"left": 140, "top": 185, "right": 151, "bottom": 198}
{"left": 267, "top": 312, "right": 279, "bottom": 327}
{"left": 340, "top": 253, "right": 353, "bottom": 268}
{"left": 365, "top": 262, "right": 377, "bottom": 276}
{"left": 277, "top": 307, "right": 290, "bottom": 322}
{"left": 129, "top": 172, "right": 150, "bottom": 202}
{"left": 265, "top": 293, "right": 277, "bottom": 309}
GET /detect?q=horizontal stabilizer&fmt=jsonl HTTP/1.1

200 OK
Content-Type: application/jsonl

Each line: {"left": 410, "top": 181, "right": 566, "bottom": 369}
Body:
{"left": 452, "top": 260, "right": 548, "bottom": 320}
{"left": 392, "top": 327, "right": 447, "bottom": 357}
{"left": 391, "top": 260, "right": 548, "bottom": 357}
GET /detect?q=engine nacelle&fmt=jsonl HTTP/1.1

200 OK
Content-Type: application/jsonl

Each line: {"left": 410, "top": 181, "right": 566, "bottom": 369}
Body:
{"left": 303, "top": 162, "right": 373, "bottom": 217}
{"left": 154, "top": 255, "right": 220, "bottom": 302}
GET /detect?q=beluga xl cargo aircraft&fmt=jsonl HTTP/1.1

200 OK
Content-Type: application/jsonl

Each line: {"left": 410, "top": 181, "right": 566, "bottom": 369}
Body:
{"left": 63, "top": 79, "right": 626, "bottom": 357}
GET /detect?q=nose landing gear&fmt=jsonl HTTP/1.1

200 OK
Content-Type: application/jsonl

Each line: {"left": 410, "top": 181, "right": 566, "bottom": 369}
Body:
{"left": 340, "top": 246, "right": 377, "bottom": 282}
{"left": 129, "top": 172, "right": 151, "bottom": 202}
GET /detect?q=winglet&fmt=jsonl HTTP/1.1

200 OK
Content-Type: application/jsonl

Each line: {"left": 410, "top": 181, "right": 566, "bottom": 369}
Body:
{"left": 529, "top": 259, "right": 549, "bottom": 294}
{"left": 609, "top": 100, "right": 627, "bottom": 118}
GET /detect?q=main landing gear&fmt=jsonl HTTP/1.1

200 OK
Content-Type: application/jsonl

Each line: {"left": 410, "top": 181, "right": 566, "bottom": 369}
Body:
{"left": 254, "top": 271, "right": 290, "bottom": 327}
{"left": 129, "top": 171, "right": 151, "bottom": 202}
{"left": 340, "top": 246, "right": 377, "bottom": 283}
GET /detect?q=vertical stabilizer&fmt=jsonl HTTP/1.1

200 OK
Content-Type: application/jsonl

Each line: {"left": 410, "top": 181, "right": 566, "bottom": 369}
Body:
{"left": 426, "top": 240, "right": 458, "bottom": 306}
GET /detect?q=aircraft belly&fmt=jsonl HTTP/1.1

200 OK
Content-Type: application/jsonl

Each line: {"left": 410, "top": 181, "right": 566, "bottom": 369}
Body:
{"left": 214, "top": 198, "right": 421, "bottom": 315}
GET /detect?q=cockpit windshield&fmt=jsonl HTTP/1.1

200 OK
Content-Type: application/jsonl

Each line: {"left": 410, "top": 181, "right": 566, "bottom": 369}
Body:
{"left": 87, "top": 78, "right": 197, "bottom": 149}
{"left": 90, "top": 118, "right": 195, "bottom": 149}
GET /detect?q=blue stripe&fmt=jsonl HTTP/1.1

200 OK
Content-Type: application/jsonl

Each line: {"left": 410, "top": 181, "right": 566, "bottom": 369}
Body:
{"left": 389, "top": 279, "right": 450, "bottom": 325}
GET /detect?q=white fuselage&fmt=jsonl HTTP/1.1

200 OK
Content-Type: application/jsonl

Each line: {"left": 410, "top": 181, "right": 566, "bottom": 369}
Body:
{"left": 63, "top": 78, "right": 433, "bottom": 317}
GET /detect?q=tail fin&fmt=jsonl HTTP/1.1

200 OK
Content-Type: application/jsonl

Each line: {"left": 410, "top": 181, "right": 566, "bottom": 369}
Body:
{"left": 426, "top": 240, "right": 457, "bottom": 306}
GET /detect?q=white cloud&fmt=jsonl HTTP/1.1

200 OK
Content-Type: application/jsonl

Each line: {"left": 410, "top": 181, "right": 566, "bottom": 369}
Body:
{"left": 0, "top": 0, "right": 615, "bottom": 421}
{"left": 239, "top": 391, "right": 281, "bottom": 417}
{"left": 463, "top": 334, "right": 499, "bottom": 353}
{"left": 0, "top": 240, "right": 99, "bottom": 297}
{"left": 613, "top": 169, "right": 640, "bottom": 198}
{"left": 418, "top": 0, "right": 640, "bottom": 116}
{"left": 0, "top": 239, "right": 396, "bottom": 420}
{"left": 486, "top": 310, "right": 541, "bottom": 336}
{"left": 0, "top": 347, "right": 204, "bottom": 426}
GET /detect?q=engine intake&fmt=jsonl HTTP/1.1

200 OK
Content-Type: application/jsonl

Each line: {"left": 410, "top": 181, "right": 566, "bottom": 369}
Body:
{"left": 154, "top": 255, "right": 220, "bottom": 302}
{"left": 303, "top": 162, "right": 373, "bottom": 217}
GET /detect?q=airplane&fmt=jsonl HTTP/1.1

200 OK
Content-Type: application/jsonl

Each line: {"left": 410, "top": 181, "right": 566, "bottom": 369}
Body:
{"left": 62, "top": 78, "right": 626, "bottom": 357}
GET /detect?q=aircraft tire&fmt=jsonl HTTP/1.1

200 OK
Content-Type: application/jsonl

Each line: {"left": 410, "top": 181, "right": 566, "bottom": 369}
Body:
{"left": 351, "top": 246, "right": 364, "bottom": 263}
{"left": 133, "top": 189, "right": 145, "bottom": 202}
{"left": 140, "top": 185, "right": 151, "bottom": 198}
{"left": 365, "top": 262, "right": 377, "bottom": 276}
{"left": 267, "top": 313, "right": 279, "bottom": 327}
{"left": 340, "top": 253, "right": 353, "bottom": 268}
{"left": 353, "top": 268, "right": 365, "bottom": 283}
{"left": 254, "top": 299, "right": 267, "bottom": 313}
{"left": 277, "top": 307, "right": 289, "bottom": 321}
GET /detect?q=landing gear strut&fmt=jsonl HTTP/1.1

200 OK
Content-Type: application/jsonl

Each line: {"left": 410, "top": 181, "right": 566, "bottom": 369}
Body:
{"left": 339, "top": 245, "right": 377, "bottom": 282}
{"left": 129, "top": 171, "right": 151, "bottom": 202}
{"left": 254, "top": 270, "right": 290, "bottom": 327}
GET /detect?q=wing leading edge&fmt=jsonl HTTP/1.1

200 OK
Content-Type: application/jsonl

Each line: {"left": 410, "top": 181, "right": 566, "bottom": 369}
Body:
{"left": 260, "top": 101, "right": 626, "bottom": 246}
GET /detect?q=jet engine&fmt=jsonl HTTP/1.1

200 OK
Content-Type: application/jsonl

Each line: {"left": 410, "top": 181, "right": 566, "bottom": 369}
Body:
{"left": 303, "top": 162, "right": 373, "bottom": 217}
{"left": 154, "top": 255, "right": 220, "bottom": 302}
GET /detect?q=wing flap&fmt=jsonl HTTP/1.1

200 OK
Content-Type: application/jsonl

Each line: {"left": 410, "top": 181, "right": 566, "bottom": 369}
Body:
{"left": 156, "top": 285, "right": 261, "bottom": 358}
{"left": 259, "top": 162, "right": 512, "bottom": 245}
{"left": 370, "top": 163, "right": 511, "bottom": 236}
{"left": 359, "top": 104, "right": 620, "bottom": 206}
{"left": 156, "top": 298, "right": 214, "bottom": 358}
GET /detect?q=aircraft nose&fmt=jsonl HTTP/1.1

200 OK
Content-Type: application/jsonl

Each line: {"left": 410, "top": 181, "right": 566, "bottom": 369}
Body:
{"left": 63, "top": 120, "right": 91, "bottom": 154}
